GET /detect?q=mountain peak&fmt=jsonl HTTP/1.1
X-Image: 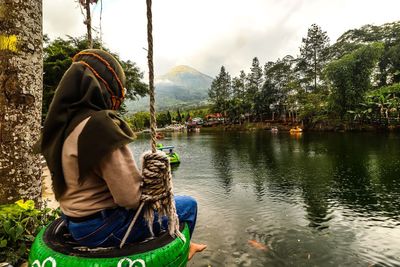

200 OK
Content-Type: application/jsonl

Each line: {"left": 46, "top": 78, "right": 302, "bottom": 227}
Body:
{"left": 157, "top": 65, "right": 213, "bottom": 84}
{"left": 128, "top": 65, "right": 213, "bottom": 112}
{"left": 166, "top": 65, "right": 203, "bottom": 76}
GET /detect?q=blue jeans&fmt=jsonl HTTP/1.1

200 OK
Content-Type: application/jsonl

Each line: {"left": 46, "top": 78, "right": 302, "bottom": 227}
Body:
{"left": 65, "top": 195, "right": 197, "bottom": 247}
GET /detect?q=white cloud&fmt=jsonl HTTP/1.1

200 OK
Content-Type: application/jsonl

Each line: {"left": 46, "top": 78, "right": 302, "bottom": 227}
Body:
{"left": 43, "top": 0, "right": 85, "bottom": 39}
{"left": 43, "top": 0, "right": 400, "bottom": 77}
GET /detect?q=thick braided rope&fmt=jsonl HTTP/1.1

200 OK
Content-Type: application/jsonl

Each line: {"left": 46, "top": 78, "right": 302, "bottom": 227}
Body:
{"left": 147, "top": 0, "right": 157, "bottom": 153}
{"left": 120, "top": 151, "right": 184, "bottom": 248}
{"left": 119, "top": 0, "right": 183, "bottom": 248}
{"left": 140, "top": 151, "right": 181, "bottom": 237}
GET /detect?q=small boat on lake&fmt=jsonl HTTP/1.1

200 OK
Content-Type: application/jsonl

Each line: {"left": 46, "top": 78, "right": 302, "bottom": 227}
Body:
{"left": 156, "top": 132, "right": 165, "bottom": 139}
{"left": 290, "top": 126, "right": 303, "bottom": 133}
{"left": 157, "top": 144, "right": 181, "bottom": 164}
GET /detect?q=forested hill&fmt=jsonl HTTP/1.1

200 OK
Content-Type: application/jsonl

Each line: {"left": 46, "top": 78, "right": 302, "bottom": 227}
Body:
{"left": 126, "top": 65, "right": 213, "bottom": 112}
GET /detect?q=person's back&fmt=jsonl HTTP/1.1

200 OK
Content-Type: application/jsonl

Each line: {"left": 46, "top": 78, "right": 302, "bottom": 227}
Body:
{"left": 41, "top": 49, "right": 206, "bottom": 258}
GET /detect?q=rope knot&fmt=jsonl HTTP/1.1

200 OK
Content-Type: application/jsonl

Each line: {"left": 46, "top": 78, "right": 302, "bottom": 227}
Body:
{"left": 140, "top": 150, "right": 180, "bottom": 237}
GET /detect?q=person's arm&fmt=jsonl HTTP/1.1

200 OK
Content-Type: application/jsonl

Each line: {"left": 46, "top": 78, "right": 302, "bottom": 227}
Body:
{"left": 97, "top": 145, "right": 142, "bottom": 209}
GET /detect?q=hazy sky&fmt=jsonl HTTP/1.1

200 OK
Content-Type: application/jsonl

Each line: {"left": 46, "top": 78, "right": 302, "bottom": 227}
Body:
{"left": 43, "top": 0, "right": 400, "bottom": 77}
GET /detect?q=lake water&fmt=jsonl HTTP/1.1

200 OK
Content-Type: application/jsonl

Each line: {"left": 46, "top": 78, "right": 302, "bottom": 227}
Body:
{"left": 130, "top": 130, "right": 400, "bottom": 267}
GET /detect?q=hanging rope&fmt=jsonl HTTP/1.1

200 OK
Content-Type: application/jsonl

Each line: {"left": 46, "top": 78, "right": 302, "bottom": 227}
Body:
{"left": 119, "top": 0, "right": 183, "bottom": 248}
{"left": 147, "top": 0, "right": 157, "bottom": 154}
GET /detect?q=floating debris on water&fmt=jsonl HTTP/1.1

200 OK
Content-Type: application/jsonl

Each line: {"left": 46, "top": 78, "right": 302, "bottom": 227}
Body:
{"left": 247, "top": 239, "right": 269, "bottom": 251}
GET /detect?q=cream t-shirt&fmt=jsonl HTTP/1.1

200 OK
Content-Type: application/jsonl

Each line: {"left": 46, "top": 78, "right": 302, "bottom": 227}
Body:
{"left": 60, "top": 117, "right": 142, "bottom": 217}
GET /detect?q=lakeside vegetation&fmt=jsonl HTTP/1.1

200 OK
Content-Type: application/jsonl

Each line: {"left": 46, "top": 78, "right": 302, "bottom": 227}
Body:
{"left": 121, "top": 21, "right": 400, "bottom": 132}
{"left": 206, "top": 22, "right": 400, "bottom": 131}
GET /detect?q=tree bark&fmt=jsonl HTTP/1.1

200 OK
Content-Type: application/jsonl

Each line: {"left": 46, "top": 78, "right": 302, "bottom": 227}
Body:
{"left": 85, "top": 0, "right": 93, "bottom": 49}
{"left": 0, "top": 0, "right": 43, "bottom": 204}
{"left": 314, "top": 48, "right": 317, "bottom": 91}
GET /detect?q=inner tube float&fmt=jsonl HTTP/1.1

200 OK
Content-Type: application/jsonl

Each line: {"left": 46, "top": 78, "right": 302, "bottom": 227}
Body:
{"left": 156, "top": 144, "right": 180, "bottom": 165}
{"left": 29, "top": 218, "right": 190, "bottom": 267}
{"left": 168, "top": 152, "right": 180, "bottom": 165}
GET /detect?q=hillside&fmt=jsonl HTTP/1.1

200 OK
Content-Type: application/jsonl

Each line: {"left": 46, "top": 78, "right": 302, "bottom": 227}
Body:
{"left": 126, "top": 65, "right": 213, "bottom": 112}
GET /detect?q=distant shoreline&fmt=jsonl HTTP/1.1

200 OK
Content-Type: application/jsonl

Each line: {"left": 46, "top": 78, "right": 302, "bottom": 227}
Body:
{"left": 136, "top": 122, "right": 400, "bottom": 134}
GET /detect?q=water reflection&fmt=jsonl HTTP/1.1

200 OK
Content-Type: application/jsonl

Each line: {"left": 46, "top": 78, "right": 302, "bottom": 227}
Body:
{"left": 131, "top": 131, "right": 400, "bottom": 266}
{"left": 209, "top": 133, "right": 234, "bottom": 192}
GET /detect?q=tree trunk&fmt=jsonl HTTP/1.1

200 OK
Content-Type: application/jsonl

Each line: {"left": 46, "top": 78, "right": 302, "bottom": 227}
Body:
{"left": 314, "top": 48, "right": 317, "bottom": 91}
{"left": 0, "top": 0, "right": 43, "bottom": 204}
{"left": 85, "top": 0, "right": 92, "bottom": 49}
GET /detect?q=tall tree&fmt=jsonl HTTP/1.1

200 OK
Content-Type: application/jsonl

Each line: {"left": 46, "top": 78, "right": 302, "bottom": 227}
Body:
{"left": 176, "top": 108, "right": 182, "bottom": 122}
{"left": 298, "top": 24, "right": 330, "bottom": 92}
{"left": 247, "top": 57, "right": 263, "bottom": 96}
{"left": 79, "top": 0, "right": 99, "bottom": 48}
{"left": 228, "top": 70, "right": 249, "bottom": 123}
{"left": 262, "top": 55, "right": 299, "bottom": 121}
{"left": 325, "top": 43, "right": 384, "bottom": 119}
{"left": 247, "top": 57, "right": 263, "bottom": 119}
{"left": 0, "top": 0, "right": 43, "bottom": 204}
{"left": 166, "top": 110, "right": 172, "bottom": 124}
{"left": 330, "top": 21, "right": 400, "bottom": 87}
{"left": 208, "top": 66, "right": 231, "bottom": 115}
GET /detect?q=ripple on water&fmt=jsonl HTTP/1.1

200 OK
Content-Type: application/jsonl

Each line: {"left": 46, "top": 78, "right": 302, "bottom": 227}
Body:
{"left": 133, "top": 132, "right": 400, "bottom": 267}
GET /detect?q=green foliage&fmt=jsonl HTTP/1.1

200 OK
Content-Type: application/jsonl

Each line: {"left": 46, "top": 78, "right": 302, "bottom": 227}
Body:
{"left": 254, "top": 81, "right": 278, "bottom": 120}
{"left": 230, "top": 71, "right": 250, "bottom": 121}
{"left": 204, "top": 21, "right": 400, "bottom": 129}
{"left": 208, "top": 66, "right": 231, "bottom": 114}
{"left": 182, "top": 107, "right": 210, "bottom": 119}
{"left": 206, "top": 22, "right": 400, "bottom": 129}
{"left": 325, "top": 43, "right": 384, "bottom": 119}
{"left": 0, "top": 200, "right": 59, "bottom": 265}
{"left": 332, "top": 21, "right": 400, "bottom": 87}
{"left": 125, "top": 106, "right": 210, "bottom": 131}
{"left": 120, "top": 60, "right": 148, "bottom": 100}
{"left": 297, "top": 89, "right": 329, "bottom": 124}
{"left": 176, "top": 109, "right": 182, "bottom": 122}
{"left": 360, "top": 83, "right": 400, "bottom": 124}
{"left": 298, "top": 24, "right": 330, "bottom": 91}
{"left": 247, "top": 57, "right": 264, "bottom": 96}
{"left": 43, "top": 35, "right": 147, "bottom": 120}
{"left": 156, "top": 111, "right": 172, "bottom": 127}
{"left": 261, "top": 55, "right": 299, "bottom": 120}
{"left": 125, "top": 111, "right": 150, "bottom": 131}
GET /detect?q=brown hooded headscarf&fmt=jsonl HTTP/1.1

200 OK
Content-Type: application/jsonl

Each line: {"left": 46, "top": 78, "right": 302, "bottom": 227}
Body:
{"left": 41, "top": 49, "right": 135, "bottom": 200}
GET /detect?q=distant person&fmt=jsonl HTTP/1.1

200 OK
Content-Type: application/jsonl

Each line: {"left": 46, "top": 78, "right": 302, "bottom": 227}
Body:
{"left": 41, "top": 49, "right": 206, "bottom": 260}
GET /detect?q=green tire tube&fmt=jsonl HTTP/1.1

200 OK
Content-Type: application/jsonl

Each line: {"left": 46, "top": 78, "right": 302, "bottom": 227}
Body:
{"left": 29, "top": 219, "right": 190, "bottom": 267}
{"left": 168, "top": 153, "right": 180, "bottom": 164}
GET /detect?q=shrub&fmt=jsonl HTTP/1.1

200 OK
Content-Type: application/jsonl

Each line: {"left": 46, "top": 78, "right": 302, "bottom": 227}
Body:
{"left": 0, "top": 200, "right": 59, "bottom": 265}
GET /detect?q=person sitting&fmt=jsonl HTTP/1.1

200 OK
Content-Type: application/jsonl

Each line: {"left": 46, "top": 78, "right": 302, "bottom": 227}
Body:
{"left": 40, "top": 49, "right": 206, "bottom": 260}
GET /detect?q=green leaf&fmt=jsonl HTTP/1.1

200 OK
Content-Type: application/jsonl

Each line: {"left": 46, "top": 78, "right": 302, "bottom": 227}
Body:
{"left": 15, "top": 200, "right": 35, "bottom": 211}
{"left": 0, "top": 239, "right": 7, "bottom": 247}
{"left": 15, "top": 224, "right": 24, "bottom": 239}
{"left": 3, "top": 220, "right": 12, "bottom": 234}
